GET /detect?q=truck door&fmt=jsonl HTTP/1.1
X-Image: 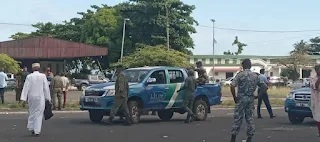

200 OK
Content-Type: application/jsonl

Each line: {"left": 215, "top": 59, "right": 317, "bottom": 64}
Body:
{"left": 145, "top": 70, "right": 168, "bottom": 109}
{"left": 164, "top": 69, "right": 184, "bottom": 109}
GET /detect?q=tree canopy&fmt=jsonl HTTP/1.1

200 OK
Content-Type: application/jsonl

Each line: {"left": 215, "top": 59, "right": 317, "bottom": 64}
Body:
{"left": 112, "top": 45, "right": 191, "bottom": 68}
{"left": 10, "top": 1, "right": 198, "bottom": 69}
{"left": 0, "top": 54, "right": 20, "bottom": 73}
{"left": 223, "top": 36, "right": 247, "bottom": 55}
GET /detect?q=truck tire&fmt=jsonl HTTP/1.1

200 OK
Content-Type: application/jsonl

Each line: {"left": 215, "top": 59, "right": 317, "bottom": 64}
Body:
{"left": 89, "top": 110, "right": 104, "bottom": 123}
{"left": 288, "top": 113, "right": 304, "bottom": 124}
{"left": 158, "top": 110, "right": 174, "bottom": 121}
{"left": 80, "top": 84, "right": 88, "bottom": 91}
{"left": 128, "top": 101, "right": 141, "bottom": 124}
{"left": 193, "top": 99, "right": 208, "bottom": 121}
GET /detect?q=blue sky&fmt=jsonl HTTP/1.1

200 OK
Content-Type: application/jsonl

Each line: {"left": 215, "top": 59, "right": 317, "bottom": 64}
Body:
{"left": 1, "top": 0, "right": 320, "bottom": 56}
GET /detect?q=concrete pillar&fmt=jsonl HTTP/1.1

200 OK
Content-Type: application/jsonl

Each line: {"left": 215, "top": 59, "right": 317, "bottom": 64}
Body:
{"left": 299, "top": 68, "right": 302, "bottom": 79}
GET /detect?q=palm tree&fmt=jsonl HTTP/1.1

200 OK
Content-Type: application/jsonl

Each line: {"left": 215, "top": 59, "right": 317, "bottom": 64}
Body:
{"left": 290, "top": 40, "right": 311, "bottom": 55}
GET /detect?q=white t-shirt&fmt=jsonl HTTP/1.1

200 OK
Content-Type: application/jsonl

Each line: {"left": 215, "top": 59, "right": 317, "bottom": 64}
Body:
{"left": 0, "top": 72, "right": 8, "bottom": 88}
{"left": 61, "top": 76, "right": 69, "bottom": 91}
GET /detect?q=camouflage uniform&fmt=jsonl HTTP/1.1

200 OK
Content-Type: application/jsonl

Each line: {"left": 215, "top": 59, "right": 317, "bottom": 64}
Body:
{"left": 50, "top": 75, "right": 64, "bottom": 110}
{"left": 178, "top": 70, "right": 197, "bottom": 123}
{"left": 107, "top": 72, "right": 131, "bottom": 125}
{"left": 195, "top": 67, "right": 209, "bottom": 85}
{"left": 230, "top": 69, "right": 258, "bottom": 137}
{"left": 15, "top": 71, "right": 29, "bottom": 102}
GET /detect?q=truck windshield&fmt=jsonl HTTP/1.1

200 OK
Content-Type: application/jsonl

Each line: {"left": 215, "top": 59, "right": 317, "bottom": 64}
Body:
{"left": 111, "top": 70, "right": 150, "bottom": 83}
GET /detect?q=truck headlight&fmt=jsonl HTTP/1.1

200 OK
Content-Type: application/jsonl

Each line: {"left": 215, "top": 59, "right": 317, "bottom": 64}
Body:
{"left": 287, "top": 92, "right": 294, "bottom": 99}
{"left": 102, "top": 89, "right": 115, "bottom": 97}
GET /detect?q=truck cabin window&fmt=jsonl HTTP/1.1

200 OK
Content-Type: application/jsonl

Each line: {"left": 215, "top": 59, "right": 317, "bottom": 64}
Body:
{"left": 168, "top": 70, "right": 184, "bottom": 83}
{"left": 149, "top": 70, "right": 166, "bottom": 84}
{"left": 111, "top": 69, "right": 149, "bottom": 83}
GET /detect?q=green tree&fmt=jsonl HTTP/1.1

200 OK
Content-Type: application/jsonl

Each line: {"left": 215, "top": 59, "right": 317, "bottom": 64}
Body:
{"left": 278, "top": 41, "right": 313, "bottom": 81}
{"left": 113, "top": 45, "right": 191, "bottom": 68}
{"left": 308, "top": 37, "right": 320, "bottom": 55}
{"left": 223, "top": 36, "right": 247, "bottom": 55}
{"left": 0, "top": 54, "right": 20, "bottom": 73}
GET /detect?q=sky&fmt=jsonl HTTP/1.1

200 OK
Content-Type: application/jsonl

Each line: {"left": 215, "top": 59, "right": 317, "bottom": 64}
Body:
{"left": 1, "top": 0, "right": 320, "bottom": 56}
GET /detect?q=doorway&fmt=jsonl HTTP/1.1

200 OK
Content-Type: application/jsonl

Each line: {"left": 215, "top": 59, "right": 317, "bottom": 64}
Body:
{"left": 226, "top": 72, "right": 234, "bottom": 79}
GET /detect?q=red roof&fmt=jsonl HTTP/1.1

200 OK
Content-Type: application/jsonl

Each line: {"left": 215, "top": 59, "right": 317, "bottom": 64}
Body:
{"left": 0, "top": 37, "right": 108, "bottom": 59}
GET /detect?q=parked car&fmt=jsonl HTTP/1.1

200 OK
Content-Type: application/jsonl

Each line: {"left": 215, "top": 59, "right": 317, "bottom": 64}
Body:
{"left": 269, "top": 76, "right": 286, "bottom": 89}
{"left": 286, "top": 78, "right": 310, "bottom": 89}
{"left": 72, "top": 75, "right": 108, "bottom": 91}
{"left": 80, "top": 66, "right": 222, "bottom": 124}
{"left": 284, "top": 86, "right": 312, "bottom": 124}
{"left": 221, "top": 77, "right": 234, "bottom": 86}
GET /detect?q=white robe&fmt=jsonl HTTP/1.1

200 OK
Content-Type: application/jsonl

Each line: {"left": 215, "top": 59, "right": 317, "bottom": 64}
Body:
{"left": 20, "top": 71, "right": 51, "bottom": 134}
{"left": 310, "top": 76, "right": 320, "bottom": 122}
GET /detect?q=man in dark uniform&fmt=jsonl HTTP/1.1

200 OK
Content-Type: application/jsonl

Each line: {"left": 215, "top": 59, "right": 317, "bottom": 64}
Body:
{"left": 106, "top": 66, "right": 131, "bottom": 126}
{"left": 15, "top": 67, "right": 29, "bottom": 107}
{"left": 195, "top": 61, "right": 209, "bottom": 85}
{"left": 230, "top": 59, "right": 259, "bottom": 142}
{"left": 177, "top": 69, "right": 197, "bottom": 123}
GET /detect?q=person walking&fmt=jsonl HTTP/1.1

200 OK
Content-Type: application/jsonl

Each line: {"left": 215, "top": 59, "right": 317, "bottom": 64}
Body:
{"left": 106, "top": 66, "right": 131, "bottom": 126}
{"left": 50, "top": 73, "right": 64, "bottom": 110}
{"left": 0, "top": 68, "right": 8, "bottom": 104}
{"left": 310, "top": 64, "right": 320, "bottom": 137}
{"left": 60, "top": 72, "right": 70, "bottom": 108}
{"left": 177, "top": 69, "right": 197, "bottom": 123}
{"left": 20, "top": 63, "right": 51, "bottom": 136}
{"left": 257, "top": 69, "right": 275, "bottom": 119}
{"left": 230, "top": 59, "right": 259, "bottom": 142}
{"left": 15, "top": 67, "right": 29, "bottom": 107}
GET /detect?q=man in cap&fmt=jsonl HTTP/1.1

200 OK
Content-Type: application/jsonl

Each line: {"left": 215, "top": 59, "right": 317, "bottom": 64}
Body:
{"left": 20, "top": 63, "right": 51, "bottom": 136}
{"left": 106, "top": 65, "right": 131, "bottom": 126}
{"left": 195, "top": 61, "right": 209, "bottom": 85}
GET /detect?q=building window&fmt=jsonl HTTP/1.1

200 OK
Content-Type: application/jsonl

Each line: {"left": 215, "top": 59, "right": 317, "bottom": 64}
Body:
{"left": 215, "top": 72, "right": 219, "bottom": 76}
{"left": 201, "top": 58, "right": 206, "bottom": 63}
{"left": 225, "top": 59, "right": 230, "bottom": 64}
{"left": 233, "top": 59, "right": 237, "bottom": 64}
{"left": 270, "top": 72, "right": 273, "bottom": 77}
{"left": 210, "top": 58, "right": 213, "bottom": 64}
{"left": 217, "top": 59, "right": 221, "bottom": 64}
{"left": 194, "top": 58, "right": 198, "bottom": 62}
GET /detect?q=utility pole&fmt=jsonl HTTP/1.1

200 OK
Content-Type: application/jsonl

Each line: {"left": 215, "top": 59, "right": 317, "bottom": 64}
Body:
{"left": 120, "top": 18, "right": 130, "bottom": 62}
{"left": 165, "top": 2, "right": 170, "bottom": 50}
{"left": 211, "top": 19, "right": 216, "bottom": 79}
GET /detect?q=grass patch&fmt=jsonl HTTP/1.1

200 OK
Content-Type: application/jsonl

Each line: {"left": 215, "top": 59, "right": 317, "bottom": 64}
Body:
{"left": 0, "top": 101, "right": 80, "bottom": 111}
{"left": 221, "top": 86, "right": 291, "bottom": 98}
{"left": 217, "top": 98, "right": 285, "bottom": 108}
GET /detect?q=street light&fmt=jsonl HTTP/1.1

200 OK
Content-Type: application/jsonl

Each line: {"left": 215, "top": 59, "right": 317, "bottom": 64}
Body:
{"left": 211, "top": 19, "right": 216, "bottom": 78}
{"left": 120, "top": 18, "right": 130, "bottom": 62}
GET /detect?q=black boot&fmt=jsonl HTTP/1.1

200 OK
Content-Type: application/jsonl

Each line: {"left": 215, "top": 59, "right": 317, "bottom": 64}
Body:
{"left": 106, "top": 116, "right": 114, "bottom": 125}
{"left": 230, "top": 135, "right": 236, "bottom": 142}
{"left": 246, "top": 137, "right": 252, "bottom": 142}
{"left": 122, "top": 115, "right": 131, "bottom": 126}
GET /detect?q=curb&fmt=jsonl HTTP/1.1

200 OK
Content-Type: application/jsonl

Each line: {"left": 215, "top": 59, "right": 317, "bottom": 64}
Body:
{"left": 0, "top": 107, "right": 284, "bottom": 114}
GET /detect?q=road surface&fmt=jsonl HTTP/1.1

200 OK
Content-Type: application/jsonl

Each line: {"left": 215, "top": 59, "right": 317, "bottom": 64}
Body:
{"left": 0, "top": 109, "right": 319, "bottom": 142}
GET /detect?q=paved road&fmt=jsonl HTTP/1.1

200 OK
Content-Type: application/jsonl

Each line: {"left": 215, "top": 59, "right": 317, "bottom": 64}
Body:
{"left": 0, "top": 109, "right": 319, "bottom": 142}
{"left": 3, "top": 91, "right": 82, "bottom": 103}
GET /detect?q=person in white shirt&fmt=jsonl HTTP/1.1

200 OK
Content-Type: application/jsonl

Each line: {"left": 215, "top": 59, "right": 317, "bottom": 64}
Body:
{"left": 60, "top": 72, "right": 70, "bottom": 108}
{"left": 20, "top": 63, "right": 51, "bottom": 136}
{"left": 0, "top": 68, "right": 8, "bottom": 104}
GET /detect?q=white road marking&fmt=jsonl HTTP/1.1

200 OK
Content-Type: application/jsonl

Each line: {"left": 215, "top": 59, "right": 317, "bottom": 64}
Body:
{"left": 165, "top": 83, "right": 182, "bottom": 109}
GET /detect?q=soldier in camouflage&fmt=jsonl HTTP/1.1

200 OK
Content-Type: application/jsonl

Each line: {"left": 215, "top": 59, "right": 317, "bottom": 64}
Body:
{"left": 230, "top": 59, "right": 259, "bottom": 142}
{"left": 195, "top": 61, "right": 209, "bottom": 85}
{"left": 177, "top": 69, "right": 197, "bottom": 123}
{"left": 106, "top": 66, "right": 131, "bottom": 126}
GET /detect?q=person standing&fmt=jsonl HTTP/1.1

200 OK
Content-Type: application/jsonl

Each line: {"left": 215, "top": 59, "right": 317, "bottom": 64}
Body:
{"left": 257, "top": 69, "right": 275, "bottom": 119}
{"left": 230, "top": 59, "right": 259, "bottom": 142}
{"left": 0, "top": 69, "right": 8, "bottom": 104}
{"left": 310, "top": 64, "right": 320, "bottom": 137}
{"left": 20, "top": 63, "right": 51, "bottom": 136}
{"left": 195, "top": 61, "right": 209, "bottom": 85}
{"left": 106, "top": 66, "right": 131, "bottom": 126}
{"left": 60, "top": 72, "right": 70, "bottom": 108}
{"left": 50, "top": 73, "right": 64, "bottom": 110}
{"left": 15, "top": 67, "right": 29, "bottom": 107}
{"left": 177, "top": 69, "right": 197, "bottom": 123}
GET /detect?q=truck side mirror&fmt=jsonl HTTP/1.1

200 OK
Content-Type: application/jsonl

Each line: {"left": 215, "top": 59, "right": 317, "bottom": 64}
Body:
{"left": 147, "top": 78, "right": 156, "bottom": 84}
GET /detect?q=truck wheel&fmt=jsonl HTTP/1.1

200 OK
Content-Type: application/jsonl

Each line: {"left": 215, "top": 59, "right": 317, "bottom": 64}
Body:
{"left": 128, "top": 101, "right": 141, "bottom": 124}
{"left": 80, "top": 84, "right": 88, "bottom": 91}
{"left": 288, "top": 113, "right": 304, "bottom": 124}
{"left": 158, "top": 110, "right": 174, "bottom": 121}
{"left": 193, "top": 99, "right": 208, "bottom": 121}
{"left": 89, "top": 110, "right": 104, "bottom": 123}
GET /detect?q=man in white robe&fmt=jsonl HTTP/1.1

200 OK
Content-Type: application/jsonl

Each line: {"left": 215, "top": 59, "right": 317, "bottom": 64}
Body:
{"left": 20, "top": 63, "right": 51, "bottom": 136}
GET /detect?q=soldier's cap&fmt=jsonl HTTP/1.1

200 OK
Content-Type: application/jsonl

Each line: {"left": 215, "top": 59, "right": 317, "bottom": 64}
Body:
{"left": 196, "top": 61, "right": 203, "bottom": 65}
{"left": 187, "top": 69, "right": 195, "bottom": 76}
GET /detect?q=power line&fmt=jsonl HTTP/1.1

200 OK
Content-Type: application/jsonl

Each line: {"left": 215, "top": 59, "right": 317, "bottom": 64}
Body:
{"left": 197, "top": 25, "right": 320, "bottom": 33}
{"left": 2, "top": 22, "right": 320, "bottom": 33}
{"left": 246, "top": 33, "right": 320, "bottom": 44}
